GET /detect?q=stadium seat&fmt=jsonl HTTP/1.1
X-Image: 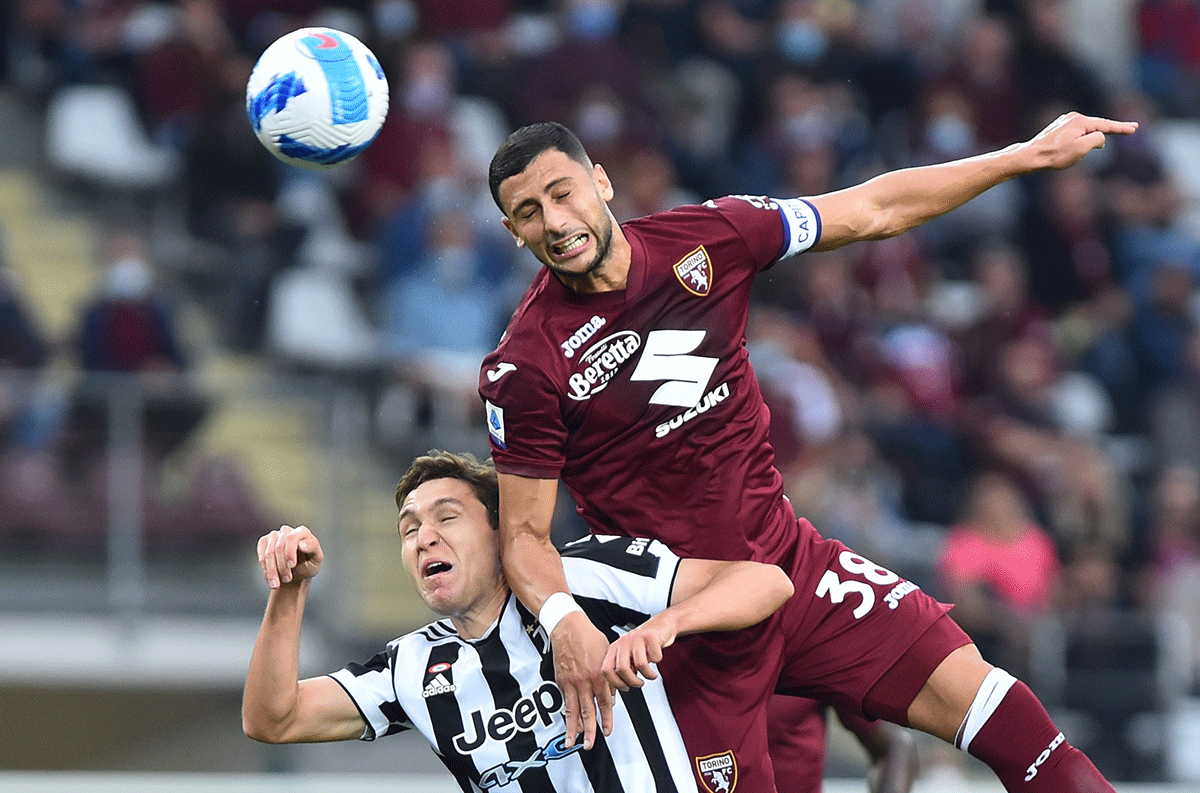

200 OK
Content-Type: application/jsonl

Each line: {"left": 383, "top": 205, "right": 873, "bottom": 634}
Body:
{"left": 44, "top": 84, "right": 180, "bottom": 190}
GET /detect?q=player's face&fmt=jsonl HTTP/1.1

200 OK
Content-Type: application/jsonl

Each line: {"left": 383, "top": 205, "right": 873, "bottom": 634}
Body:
{"left": 499, "top": 149, "right": 616, "bottom": 283}
{"left": 399, "top": 478, "right": 505, "bottom": 628}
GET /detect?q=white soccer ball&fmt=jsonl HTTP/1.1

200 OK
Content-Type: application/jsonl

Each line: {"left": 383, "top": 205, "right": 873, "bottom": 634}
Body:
{"left": 246, "top": 27, "right": 389, "bottom": 170}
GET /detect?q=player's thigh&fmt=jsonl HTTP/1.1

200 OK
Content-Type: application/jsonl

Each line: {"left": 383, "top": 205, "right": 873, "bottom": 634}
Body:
{"left": 776, "top": 539, "right": 950, "bottom": 714}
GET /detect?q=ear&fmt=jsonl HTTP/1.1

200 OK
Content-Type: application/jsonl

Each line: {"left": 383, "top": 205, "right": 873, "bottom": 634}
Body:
{"left": 501, "top": 217, "right": 525, "bottom": 248}
{"left": 593, "top": 163, "right": 614, "bottom": 202}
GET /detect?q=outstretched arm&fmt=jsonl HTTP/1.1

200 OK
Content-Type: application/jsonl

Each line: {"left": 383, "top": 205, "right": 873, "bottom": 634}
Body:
{"left": 243, "top": 525, "right": 365, "bottom": 744}
{"left": 498, "top": 473, "right": 614, "bottom": 750}
{"left": 602, "top": 558, "right": 794, "bottom": 690}
{"left": 809, "top": 112, "right": 1138, "bottom": 251}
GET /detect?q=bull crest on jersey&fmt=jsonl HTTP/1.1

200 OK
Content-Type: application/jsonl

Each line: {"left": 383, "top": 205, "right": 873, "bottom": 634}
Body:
{"left": 695, "top": 750, "right": 737, "bottom": 793}
{"left": 673, "top": 246, "right": 713, "bottom": 296}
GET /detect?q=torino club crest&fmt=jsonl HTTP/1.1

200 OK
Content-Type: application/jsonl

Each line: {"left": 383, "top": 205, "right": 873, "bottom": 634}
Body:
{"left": 673, "top": 246, "right": 713, "bottom": 297}
{"left": 695, "top": 750, "right": 737, "bottom": 793}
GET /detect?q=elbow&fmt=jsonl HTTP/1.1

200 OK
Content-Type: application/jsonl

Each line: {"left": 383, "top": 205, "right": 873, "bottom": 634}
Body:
{"left": 773, "top": 566, "right": 795, "bottom": 606}
{"left": 242, "top": 712, "right": 289, "bottom": 744}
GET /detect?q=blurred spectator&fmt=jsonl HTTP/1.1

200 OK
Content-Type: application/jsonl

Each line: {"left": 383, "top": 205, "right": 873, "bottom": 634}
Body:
{"left": 937, "top": 470, "right": 1060, "bottom": 675}
{"left": 76, "top": 229, "right": 189, "bottom": 374}
{"left": 606, "top": 144, "right": 698, "bottom": 221}
{"left": 1150, "top": 329, "right": 1200, "bottom": 470}
{"left": 906, "top": 83, "right": 1022, "bottom": 267}
{"left": 0, "top": 253, "right": 53, "bottom": 449}
{"left": 1099, "top": 92, "right": 1200, "bottom": 309}
{"left": 747, "top": 304, "right": 846, "bottom": 479}
{"left": 792, "top": 248, "right": 878, "bottom": 388}
{"left": 1130, "top": 257, "right": 1197, "bottom": 398}
{"left": 1011, "top": 0, "right": 1108, "bottom": 132}
{"left": 414, "top": 0, "right": 512, "bottom": 39}
{"left": 934, "top": 12, "right": 1024, "bottom": 148}
{"left": 64, "top": 228, "right": 210, "bottom": 474}
{"left": 736, "top": 69, "right": 868, "bottom": 197}
{"left": 694, "top": 0, "right": 772, "bottom": 112}
{"left": 360, "top": 38, "right": 508, "bottom": 233}
{"left": 1146, "top": 463, "right": 1200, "bottom": 691}
{"left": 374, "top": 202, "right": 504, "bottom": 456}
{"left": 966, "top": 331, "right": 1130, "bottom": 556}
{"left": 850, "top": 234, "right": 968, "bottom": 524}
{"left": 513, "top": 0, "right": 658, "bottom": 145}
{"left": 1020, "top": 166, "right": 1117, "bottom": 315}
{"left": 955, "top": 239, "right": 1051, "bottom": 398}
{"left": 1136, "top": 0, "right": 1200, "bottom": 118}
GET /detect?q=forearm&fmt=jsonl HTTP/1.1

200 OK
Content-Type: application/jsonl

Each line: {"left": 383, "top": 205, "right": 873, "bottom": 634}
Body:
{"left": 666, "top": 562, "right": 793, "bottom": 636}
{"left": 497, "top": 473, "right": 570, "bottom": 613}
{"left": 503, "top": 527, "right": 571, "bottom": 614}
{"left": 829, "top": 143, "right": 1033, "bottom": 245}
{"left": 243, "top": 581, "right": 309, "bottom": 741}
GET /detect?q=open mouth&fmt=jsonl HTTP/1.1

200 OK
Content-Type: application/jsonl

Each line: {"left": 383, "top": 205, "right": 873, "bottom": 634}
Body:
{"left": 423, "top": 561, "right": 453, "bottom": 578}
{"left": 552, "top": 234, "right": 588, "bottom": 257}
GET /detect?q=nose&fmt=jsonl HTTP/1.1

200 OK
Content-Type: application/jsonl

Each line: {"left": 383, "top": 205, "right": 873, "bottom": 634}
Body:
{"left": 542, "top": 200, "right": 572, "bottom": 235}
{"left": 416, "top": 520, "right": 440, "bottom": 550}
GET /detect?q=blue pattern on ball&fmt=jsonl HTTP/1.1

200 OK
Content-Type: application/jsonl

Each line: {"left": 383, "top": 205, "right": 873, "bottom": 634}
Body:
{"left": 277, "top": 134, "right": 376, "bottom": 166}
{"left": 247, "top": 72, "right": 307, "bottom": 132}
{"left": 297, "top": 30, "right": 368, "bottom": 125}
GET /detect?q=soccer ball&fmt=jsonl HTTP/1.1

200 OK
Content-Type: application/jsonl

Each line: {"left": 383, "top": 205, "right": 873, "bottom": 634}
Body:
{"left": 246, "top": 27, "right": 389, "bottom": 170}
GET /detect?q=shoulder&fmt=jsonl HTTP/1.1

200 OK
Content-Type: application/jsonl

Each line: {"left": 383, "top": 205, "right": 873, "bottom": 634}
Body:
{"left": 561, "top": 534, "right": 677, "bottom": 575}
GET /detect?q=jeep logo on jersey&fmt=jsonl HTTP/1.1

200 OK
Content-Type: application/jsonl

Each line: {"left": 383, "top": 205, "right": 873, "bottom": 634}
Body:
{"left": 696, "top": 751, "right": 738, "bottom": 793}
{"left": 560, "top": 315, "right": 607, "bottom": 358}
{"left": 452, "top": 681, "right": 565, "bottom": 753}
{"left": 567, "top": 330, "right": 642, "bottom": 401}
{"left": 673, "top": 246, "right": 713, "bottom": 296}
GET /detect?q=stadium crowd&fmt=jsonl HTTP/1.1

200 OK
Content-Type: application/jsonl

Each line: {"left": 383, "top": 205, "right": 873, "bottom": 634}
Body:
{"left": 2, "top": 0, "right": 1200, "bottom": 781}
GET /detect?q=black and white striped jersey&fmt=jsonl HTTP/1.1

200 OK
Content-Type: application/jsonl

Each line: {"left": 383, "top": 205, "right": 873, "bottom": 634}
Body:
{"left": 328, "top": 534, "right": 698, "bottom": 793}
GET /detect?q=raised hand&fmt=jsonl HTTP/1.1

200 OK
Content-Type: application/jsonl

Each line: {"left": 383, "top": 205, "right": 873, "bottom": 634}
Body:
{"left": 1025, "top": 111, "right": 1139, "bottom": 171}
{"left": 258, "top": 524, "right": 324, "bottom": 589}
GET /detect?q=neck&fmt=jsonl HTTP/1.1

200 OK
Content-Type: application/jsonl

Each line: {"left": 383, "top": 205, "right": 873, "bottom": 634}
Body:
{"left": 450, "top": 584, "right": 510, "bottom": 640}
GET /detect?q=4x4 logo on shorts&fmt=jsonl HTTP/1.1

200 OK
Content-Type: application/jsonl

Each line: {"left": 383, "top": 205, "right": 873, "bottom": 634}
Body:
{"left": 695, "top": 750, "right": 737, "bottom": 793}
{"left": 674, "top": 246, "right": 713, "bottom": 296}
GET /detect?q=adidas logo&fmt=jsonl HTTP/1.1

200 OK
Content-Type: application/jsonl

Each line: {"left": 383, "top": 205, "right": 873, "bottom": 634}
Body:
{"left": 423, "top": 673, "right": 456, "bottom": 698}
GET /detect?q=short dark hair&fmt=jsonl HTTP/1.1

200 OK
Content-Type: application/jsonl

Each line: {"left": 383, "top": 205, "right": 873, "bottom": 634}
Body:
{"left": 395, "top": 450, "right": 500, "bottom": 531}
{"left": 488, "top": 122, "right": 592, "bottom": 211}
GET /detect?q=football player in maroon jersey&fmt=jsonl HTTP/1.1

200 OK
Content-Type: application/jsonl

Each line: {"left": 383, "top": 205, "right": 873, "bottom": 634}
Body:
{"left": 480, "top": 113, "right": 1135, "bottom": 792}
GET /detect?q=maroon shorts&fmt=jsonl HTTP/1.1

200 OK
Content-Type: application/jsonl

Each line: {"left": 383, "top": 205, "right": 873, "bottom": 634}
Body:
{"left": 772, "top": 520, "right": 961, "bottom": 718}
{"left": 657, "top": 517, "right": 968, "bottom": 792}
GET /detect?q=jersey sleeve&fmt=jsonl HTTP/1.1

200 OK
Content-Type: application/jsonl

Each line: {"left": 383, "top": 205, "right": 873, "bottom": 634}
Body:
{"left": 560, "top": 535, "right": 681, "bottom": 619}
{"left": 328, "top": 645, "right": 414, "bottom": 741}
{"left": 479, "top": 351, "right": 567, "bottom": 480}
{"left": 705, "top": 195, "right": 822, "bottom": 268}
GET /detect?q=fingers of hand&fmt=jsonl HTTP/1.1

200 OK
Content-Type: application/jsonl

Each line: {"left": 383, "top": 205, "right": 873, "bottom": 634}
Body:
{"left": 606, "top": 642, "right": 643, "bottom": 690}
{"left": 257, "top": 534, "right": 275, "bottom": 587}
{"left": 562, "top": 686, "right": 582, "bottom": 749}
{"left": 595, "top": 679, "right": 614, "bottom": 737}
{"left": 568, "top": 681, "right": 598, "bottom": 749}
{"left": 273, "top": 525, "right": 298, "bottom": 584}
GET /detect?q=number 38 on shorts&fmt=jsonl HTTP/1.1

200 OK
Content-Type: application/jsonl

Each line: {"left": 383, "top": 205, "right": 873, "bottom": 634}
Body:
{"left": 814, "top": 551, "right": 919, "bottom": 619}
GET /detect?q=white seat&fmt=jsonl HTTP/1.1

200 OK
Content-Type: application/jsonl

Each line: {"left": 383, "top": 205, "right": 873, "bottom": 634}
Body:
{"left": 44, "top": 84, "right": 180, "bottom": 189}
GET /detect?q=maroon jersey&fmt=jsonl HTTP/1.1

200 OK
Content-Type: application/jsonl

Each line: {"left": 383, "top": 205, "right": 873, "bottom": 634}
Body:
{"left": 479, "top": 195, "right": 821, "bottom": 564}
